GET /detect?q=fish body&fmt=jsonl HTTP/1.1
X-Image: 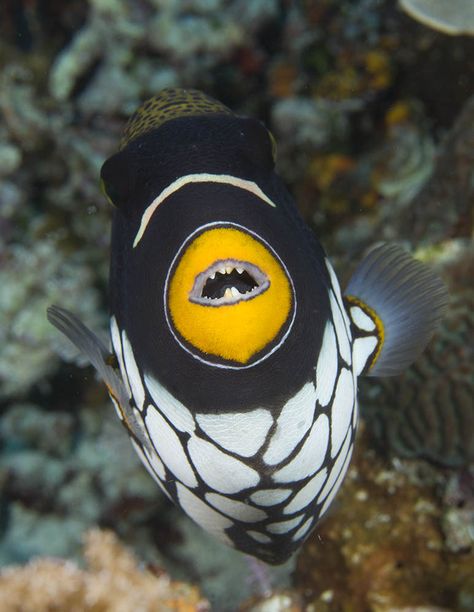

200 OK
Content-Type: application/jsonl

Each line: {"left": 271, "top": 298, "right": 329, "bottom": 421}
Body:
{"left": 49, "top": 89, "right": 447, "bottom": 564}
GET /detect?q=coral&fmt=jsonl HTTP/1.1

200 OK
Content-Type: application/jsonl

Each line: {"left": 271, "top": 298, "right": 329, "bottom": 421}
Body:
{"left": 271, "top": 96, "right": 350, "bottom": 181}
{"left": 389, "top": 95, "right": 474, "bottom": 246}
{"left": 400, "top": 0, "right": 474, "bottom": 35}
{"left": 295, "top": 426, "right": 474, "bottom": 611}
{"left": 359, "top": 239, "right": 474, "bottom": 468}
{"left": 0, "top": 231, "right": 103, "bottom": 398}
{"left": 0, "top": 400, "right": 163, "bottom": 565}
{"left": 241, "top": 591, "right": 303, "bottom": 611}
{"left": 0, "top": 0, "right": 472, "bottom": 608}
{"left": 48, "top": 0, "right": 279, "bottom": 116}
{"left": 0, "top": 528, "right": 209, "bottom": 611}
{"left": 0, "top": 0, "right": 284, "bottom": 400}
{"left": 442, "top": 468, "right": 474, "bottom": 553}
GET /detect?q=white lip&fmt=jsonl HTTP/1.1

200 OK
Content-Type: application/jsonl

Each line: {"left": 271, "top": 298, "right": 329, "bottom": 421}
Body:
{"left": 189, "top": 258, "right": 270, "bottom": 306}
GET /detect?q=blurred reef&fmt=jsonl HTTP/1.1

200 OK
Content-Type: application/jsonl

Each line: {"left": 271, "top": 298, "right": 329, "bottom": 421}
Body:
{"left": 0, "top": 0, "right": 472, "bottom": 610}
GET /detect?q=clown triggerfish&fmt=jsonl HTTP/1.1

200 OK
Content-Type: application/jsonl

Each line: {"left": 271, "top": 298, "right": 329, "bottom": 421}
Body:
{"left": 48, "top": 89, "right": 447, "bottom": 565}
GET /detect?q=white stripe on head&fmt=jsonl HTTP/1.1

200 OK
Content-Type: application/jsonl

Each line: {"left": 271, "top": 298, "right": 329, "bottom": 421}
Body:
{"left": 133, "top": 173, "right": 276, "bottom": 247}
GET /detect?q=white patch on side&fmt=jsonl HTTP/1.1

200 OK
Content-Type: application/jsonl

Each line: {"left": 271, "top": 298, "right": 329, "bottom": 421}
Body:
{"left": 250, "top": 489, "right": 292, "bottom": 507}
{"left": 145, "top": 374, "right": 195, "bottom": 434}
{"left": 205, "top": 493, "right": 267, "bottom": 522}
{"left": 273, "top": 414, "right": 329, "bottom": 483}
{"left": 318, "top": 431, "right": 352, "bottom": 505}
{"left": 283, "top": 468, "right": 327, "bottom": 515}
{"left": 187, "top": 436, "right": 260, "bottom": 494}
{"left": 143, "top": 447, "right": 166, "bottom": 480}
{"left": 330, "top": 368, "right": 355, "bottom": 458}
{"left": 110, "top": 317, "right": 131, "bottom": 398}
{"left": 352, "top": 336, "right": 378, "bottom": 377}
{"left": 350, "top": 306, "right": 376, "bottom": 332}
{"left": 263, "top": 382, "right": 317, "bottom": 465}
{"left": 325, "top": 259, "right": 351, "bottom": 336}
{"left": 110, "top": 317, "right": 122, "bottom": 362}
{"left": 121, "top": 331, "right": 145, "bottom": 410}
{"left": 315, "top": 321, "right": 338, "bottom": 408}
{"left": 319, "top": 446, "right": 353, "bottom": 519}
{"left": 176, "top": 483, "right": 233, "bottom": 547}
{"left": 131, "top": 439, "right": 171, "bottom": 500}
{"left": 196, "top": 409, "right": 273, "bottom": 457}
{"left": 145, "top": 406, "right": 198, "bottom": 488}
{"left": 292, "top": 517, "right": 313, "bottom": 541}
{"left": 248, "top": 531, "right": 272, "bottom": 544}
{"left": 266, "top": 515, "right": 304, "bottom": 534}
{"left": 329, "top": 291, "right": 352, "bottom": 365}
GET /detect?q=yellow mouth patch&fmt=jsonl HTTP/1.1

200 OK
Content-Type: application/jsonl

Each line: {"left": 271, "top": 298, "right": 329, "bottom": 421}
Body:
{"left": 167, "top": 226, "right": 293, "bottom": 364}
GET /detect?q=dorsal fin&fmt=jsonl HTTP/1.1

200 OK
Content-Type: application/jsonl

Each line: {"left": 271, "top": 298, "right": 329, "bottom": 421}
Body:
{"left": 120, "top": 88, "right": 234, "bottom": 149}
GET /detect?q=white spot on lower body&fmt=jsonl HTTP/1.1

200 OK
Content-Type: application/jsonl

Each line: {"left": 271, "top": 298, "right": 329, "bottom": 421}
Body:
{"left": 330, "top": 368, "right": 355, "bottom": 458}
{"left": 318, "top": 431, "right": 352, "bottom": 507}
{"left": 319, "top": 445, "right": 353, "bottom": 519}
{"left": 196, "top": 408, "right": 273, "bottom": 457}
{"left": 176, "top": 483, "right": 233, "bottom": 546}
{"left": 273, "top": 414, "right": 329, "bottom": 483}
{"left": 330, "top": 291, "right": 352, "bottom": 365}
{"left": 263, "top": 382, "right": 317, "bottom": 465}
{"left": 315, "top": 321, "right": 338, "bottom": 407}
{"left": 283, "top": 468, "right": 327, "bottom": 515}
{"left": 352, "top": 335, "right": 378, "bottom": 376}
{"left": 188, "top": 435, "right": 260, "bottom": 494}
{"left": 122, "top": 331, "right": 145, "bottom": 410}
{"left": 130, "top": 439, "right": 171, "bottom": 500}
{"left": 248, "top": 531, "right": 272, "bottom": 544}
{"left": 250, "top": 489, "right": 292, "bottom": 507}
{"left": 205, "top": 493, "right": 267, "bottom": 522}
{"left": 145, "top": 374, "right": 195, "bottom": 434}
{"left": 143, "top": 446, "right": 166, "bottom": 480}
{"left": 292, "top": 517, "right": 314, "bottom": 541}
{"left": 145, "top": 406, "right": 198, "bottom": 488}
{"left": 266, "top": 515, "right": 304, "bottom": 534}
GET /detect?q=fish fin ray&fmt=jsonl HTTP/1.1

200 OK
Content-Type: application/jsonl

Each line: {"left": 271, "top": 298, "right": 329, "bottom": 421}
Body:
{"left": 47, "top": 306, "right": 154, "bottom": 453}
{"left": 47, "top": 305, "right": 130, "bottom": 409}
{"left": 344, "top": 243, "right": 448, "bottom": 376}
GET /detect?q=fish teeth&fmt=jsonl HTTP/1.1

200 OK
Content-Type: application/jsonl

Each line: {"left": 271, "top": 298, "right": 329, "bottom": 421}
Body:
{"left": 210, "top": 272, "right": 216, "bottom": 280}
{"left": 230, "top": 287, "right": 240, "bottom": 297}
{"left": 219, "top": 266, "right": 226, "bottom": 275}
{"left": 225, "top": 266, "right": 233, "bottom": 275}
{"left": 236, "top": 267, "right": 244, "bottom": 274}
{"left": 224, "top": 288, "right": 233, "bottom": 300}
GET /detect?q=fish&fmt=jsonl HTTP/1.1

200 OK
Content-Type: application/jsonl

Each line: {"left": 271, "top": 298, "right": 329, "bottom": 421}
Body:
{"left": 48, "top": 88, "right": 448, "bottom": 565}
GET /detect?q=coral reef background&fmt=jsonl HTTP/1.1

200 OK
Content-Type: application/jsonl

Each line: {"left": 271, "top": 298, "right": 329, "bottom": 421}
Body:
{"left": 0, "top": 1, "right": 472, "bottom": 609}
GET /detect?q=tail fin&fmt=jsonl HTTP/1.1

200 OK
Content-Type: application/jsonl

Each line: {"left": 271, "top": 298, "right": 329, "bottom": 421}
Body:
{"left": 344, "top": 243, "right": 448, "bottom": 377}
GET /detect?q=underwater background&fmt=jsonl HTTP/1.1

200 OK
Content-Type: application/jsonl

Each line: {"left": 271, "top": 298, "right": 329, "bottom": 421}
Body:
{"left": 0, "top": 0, "right": 472, "bottom": 610}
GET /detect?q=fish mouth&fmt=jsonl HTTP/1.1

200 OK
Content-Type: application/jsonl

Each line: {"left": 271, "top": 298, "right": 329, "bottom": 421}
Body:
{"left": 189, "top": 259, "right": 270, "bottom": 306}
